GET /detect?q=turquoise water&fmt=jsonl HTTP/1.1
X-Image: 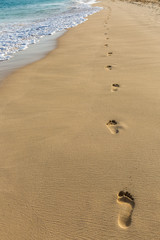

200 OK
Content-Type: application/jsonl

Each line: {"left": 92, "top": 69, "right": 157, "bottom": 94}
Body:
{"left": 0, "top": 0, "right": 69, "bottom": 21}
{"left": 0, "top": 0, "right": 101, "bottom": 61}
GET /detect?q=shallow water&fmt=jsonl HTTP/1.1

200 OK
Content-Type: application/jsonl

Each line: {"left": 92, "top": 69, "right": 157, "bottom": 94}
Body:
{"left": 0, "top": 0, "right": 101, "bottom": 62}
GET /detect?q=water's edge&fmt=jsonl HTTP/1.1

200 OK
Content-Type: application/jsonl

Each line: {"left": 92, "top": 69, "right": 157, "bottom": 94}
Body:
{"left": 0, "top": 31, "right": 66, "bottom": 81}
{"left": 0, "top": 4, "right": 102, "bottom": 82}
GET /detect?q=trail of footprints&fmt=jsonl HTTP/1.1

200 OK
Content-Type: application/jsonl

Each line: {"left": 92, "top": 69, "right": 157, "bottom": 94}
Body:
{"left": 104, "top": 14, "right": 121, "bottom": 133}
{"left": 104, "top": 11, "right": 135, "bottom": 229}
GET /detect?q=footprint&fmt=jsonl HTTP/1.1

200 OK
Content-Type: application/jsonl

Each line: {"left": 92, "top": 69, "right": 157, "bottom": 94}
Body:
{"left": 106, "top": 120, "right": 119, "bottom": 134}
{"left": 111, "top": 83, "right": 120, "bottom": 92}
{"left": 104, "top": 44, "right": 108, "bottom": 47}
{"left": 105, "top": 65, "right": 112, "bottom": 71}
{"left": 104, "top": 33, "right": 108, "bottom": 35}
{"left": 117, "top": 191, "right": 135, "bottom": 229}
{"left": 107, "top": 51, "right": 112, "bottom": 56}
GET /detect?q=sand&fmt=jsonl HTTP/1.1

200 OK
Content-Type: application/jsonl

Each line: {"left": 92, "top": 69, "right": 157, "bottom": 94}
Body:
{"left": 0, "top": 0, "right": 160, "bottom": 239}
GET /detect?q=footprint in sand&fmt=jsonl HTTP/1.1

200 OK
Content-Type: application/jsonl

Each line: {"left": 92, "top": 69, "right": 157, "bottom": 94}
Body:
{"left": 106, "top": 120, "right": 119, "bottom": 134}
{"left": 105, "top": 65, "right": 112, "bottom": 71}
{"left": 117, "top": 191, "right": 135, "bottom": 229}
{"left": 104, "top": 43, "right": 108, "bottom": 47}
{"left": 111, "top": 83, "right": 120, "bottom": 92}
{"left": 107, "top": 51, "right": 112, "bottom": 56}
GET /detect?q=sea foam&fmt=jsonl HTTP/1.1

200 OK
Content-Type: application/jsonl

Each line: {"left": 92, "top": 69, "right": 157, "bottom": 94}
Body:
{"left": 0, "top": 0, "right": 102, "bottom": 62}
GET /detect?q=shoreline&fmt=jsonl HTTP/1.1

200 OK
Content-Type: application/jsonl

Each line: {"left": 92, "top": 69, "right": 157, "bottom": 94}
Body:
{"left": 0, "top": 31, "right": 66, "bottom": 82}
{"left": 0, "top": 3, "right": 102, "bottom": 83}
{"left": 1, "top": 0, "right": 158, "bottom": 83}
{"left": 0, "top": 0, "right": 160, "bottom": 238}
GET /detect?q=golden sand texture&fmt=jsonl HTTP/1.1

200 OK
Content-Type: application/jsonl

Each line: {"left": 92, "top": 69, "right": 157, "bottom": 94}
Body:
{"left": 0, "top": 0, "right": 160, "bottom": 239}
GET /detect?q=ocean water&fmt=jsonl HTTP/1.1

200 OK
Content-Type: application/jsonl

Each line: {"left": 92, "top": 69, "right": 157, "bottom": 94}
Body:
{"left": 0, "top": 0, "right": 101, "bottom": 62}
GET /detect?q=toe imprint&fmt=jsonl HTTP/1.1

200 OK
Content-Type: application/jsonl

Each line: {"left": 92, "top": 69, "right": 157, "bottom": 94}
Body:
{"left": 106, "top": 120, "right": 119, "bottom": 134}
{"left": 107, "top": 52, "right": 112, "bottom": 56}
{"left": 107, "top": 120, "right": 117, "bottom": 125}
{"left": 105, "top": 65, "right": 112, "bottom": 70}
{"left": 111, "top": 83, "right": 120, "bottom": 92}
{"left": 117, "top": 191, "right": 135, "bottom": 229}
{"left": 118, "top": 191, "right": 125, "bottom": 197}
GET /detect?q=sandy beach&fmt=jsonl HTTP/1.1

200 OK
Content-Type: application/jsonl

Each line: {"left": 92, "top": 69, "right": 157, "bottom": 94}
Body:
{"left": 0, "top": 0, "right": 160, "bottom": 238}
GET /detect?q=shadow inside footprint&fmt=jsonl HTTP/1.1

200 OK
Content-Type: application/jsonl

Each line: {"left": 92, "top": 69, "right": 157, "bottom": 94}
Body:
{"left": 106, "top": 120, "right": 119, "bottom": 134}
{"left": 111, "top": 83, "right": 120, "bottom": 92}
{"left": 117, "top": 191, "right": 135, "bottom": 229}
{"left": 104, "top": 44, "right": 108, "bottom": 47}
{"left": 105, "top": 65, "right": 112, "bottom": 70}
{"left": 107, "top": 51, "right": 112, "bottom": 56}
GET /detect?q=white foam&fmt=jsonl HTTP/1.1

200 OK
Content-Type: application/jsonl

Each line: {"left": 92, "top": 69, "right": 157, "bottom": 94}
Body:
{"left": 74, "top": 0, "right": 98, "bottom": 5}
{"left": 0, "top": 31, "right": 65, "bottom": 80}
{"left": 0, "top": 2, "right": 102, "bottom": 62}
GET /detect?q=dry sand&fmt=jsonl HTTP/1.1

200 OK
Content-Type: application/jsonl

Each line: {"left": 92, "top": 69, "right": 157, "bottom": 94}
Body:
{"left": 0, "top": 0, "right": 160, "bottom": 239}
